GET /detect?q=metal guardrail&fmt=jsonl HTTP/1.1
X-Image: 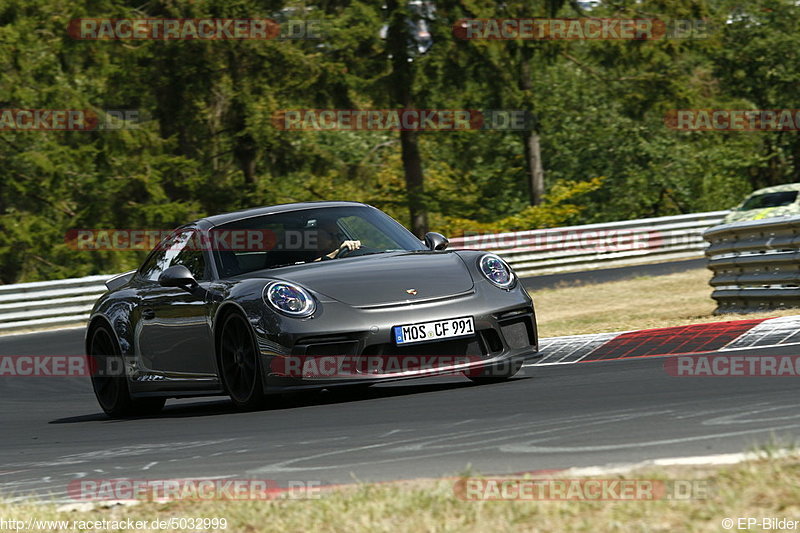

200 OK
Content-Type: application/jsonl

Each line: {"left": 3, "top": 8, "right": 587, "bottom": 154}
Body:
{"left": 704, "top": 215, "right": 800, "bottom": 313}
{"left": 0, "top": 275, "right": 109, "bottom": 333}
{"left": 449, "top": 211, "right": 729, "bottom": 278}
{"left": 0, "top": 210, "right": 728, "bottom": 334}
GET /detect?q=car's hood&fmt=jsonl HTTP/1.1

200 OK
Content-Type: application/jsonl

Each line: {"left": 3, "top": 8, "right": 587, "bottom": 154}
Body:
{"left": 260, "top": 251, "right": 474, "bottom": 307}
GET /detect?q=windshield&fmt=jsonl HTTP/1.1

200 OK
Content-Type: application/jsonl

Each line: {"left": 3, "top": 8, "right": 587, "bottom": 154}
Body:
{"left": 740, "top": 191, "right": 799, "bottom": 210}
{"left": 211, "top": 205, "right": 425, "bottom": 277}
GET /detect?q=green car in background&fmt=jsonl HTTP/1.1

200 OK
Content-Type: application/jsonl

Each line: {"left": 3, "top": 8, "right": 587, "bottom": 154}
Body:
{"left": 723, "top": 183, "right": 800, "bottom": 224}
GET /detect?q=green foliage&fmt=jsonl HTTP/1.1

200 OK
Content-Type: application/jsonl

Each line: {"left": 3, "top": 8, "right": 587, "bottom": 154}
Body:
{"left": 437, "top": 177, "right": 604, "bottom": 236}
{"left": 1, "top": 0, "right": 799, "bottom": 282}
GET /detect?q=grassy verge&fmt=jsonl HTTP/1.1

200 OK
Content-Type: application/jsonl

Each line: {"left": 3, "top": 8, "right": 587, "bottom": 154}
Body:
{"left": 2, "top": 451, "right": 799, "bottom": 532}
{"left": 530, "top": 267, "right": 800, "bottom": 338}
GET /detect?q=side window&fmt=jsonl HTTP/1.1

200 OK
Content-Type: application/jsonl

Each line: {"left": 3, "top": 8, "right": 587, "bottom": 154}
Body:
{"left": 139, "top": 232, "right": 182, "bottom": 282}
{"left": 171, "top": 233, "right": 207, "bottom": 280}
{"left": 139, "top": 231, "right": 207, "bottom": 282}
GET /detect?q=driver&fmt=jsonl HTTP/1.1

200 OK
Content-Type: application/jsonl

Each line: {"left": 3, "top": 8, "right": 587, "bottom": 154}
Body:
{"left": 311, "top": 219, "right": 361, "bottom": 261}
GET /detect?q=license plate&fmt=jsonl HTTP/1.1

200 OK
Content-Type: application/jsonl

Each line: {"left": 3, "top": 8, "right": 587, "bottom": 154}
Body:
{"left": 393, "top": 316, "right": 475, "bottom": 345}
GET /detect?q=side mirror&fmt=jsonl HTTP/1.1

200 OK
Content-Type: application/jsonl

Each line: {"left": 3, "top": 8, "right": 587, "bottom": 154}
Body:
{"left": 158, "top": 265, "right": 198, "bottom": 291}
{"left": 424, "top": 232, "right": 449, "bottom": 251}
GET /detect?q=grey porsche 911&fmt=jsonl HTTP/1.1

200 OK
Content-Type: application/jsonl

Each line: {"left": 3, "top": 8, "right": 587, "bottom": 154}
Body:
{"left": 86, "top": 201, "right": 539, "bottom": 416}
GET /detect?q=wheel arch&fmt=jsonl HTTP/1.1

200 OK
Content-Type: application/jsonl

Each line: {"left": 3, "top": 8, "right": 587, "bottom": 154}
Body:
{"left": 85, "top": 314, "right": 119, "bottom": 354}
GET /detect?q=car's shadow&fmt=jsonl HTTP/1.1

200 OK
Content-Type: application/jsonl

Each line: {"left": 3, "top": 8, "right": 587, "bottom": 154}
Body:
{"left": 49, "top": 376, "right": 531, "bottom": 423}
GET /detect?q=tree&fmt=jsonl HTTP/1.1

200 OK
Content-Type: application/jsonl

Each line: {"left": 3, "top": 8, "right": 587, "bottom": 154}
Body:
{"left": 383, "top": 0, "right": 433, "bottom": 236}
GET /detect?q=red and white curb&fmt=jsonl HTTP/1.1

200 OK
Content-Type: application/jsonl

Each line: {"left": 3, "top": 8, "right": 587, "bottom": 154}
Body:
{"left": 529, "top": 315, "right": 800, "bottom": 366}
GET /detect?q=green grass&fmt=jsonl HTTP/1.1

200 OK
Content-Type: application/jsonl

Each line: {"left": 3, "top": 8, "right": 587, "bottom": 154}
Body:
{"left": 530, "top": 267, "right": 800, "bottom": 338}
{"left": 2, "top": 452, "right": 799, "bottom": 532}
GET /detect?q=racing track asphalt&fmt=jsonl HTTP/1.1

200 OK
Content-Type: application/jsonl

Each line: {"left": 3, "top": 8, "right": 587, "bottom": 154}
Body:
{"left": 1, "top": 324, "right": 799, "bottom": 501}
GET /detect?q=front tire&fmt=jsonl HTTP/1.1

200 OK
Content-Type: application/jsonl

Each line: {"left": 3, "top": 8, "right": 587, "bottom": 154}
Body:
{"left": 89, "top": 324, "right": 165, "bottom": 417}
{"left": 218, "top": 312, "right": 267, "bottom": 410}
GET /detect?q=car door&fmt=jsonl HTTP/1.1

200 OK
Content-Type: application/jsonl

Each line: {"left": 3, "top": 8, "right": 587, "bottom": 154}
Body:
{"left": 135, "top": 230, "right": 217, "bottom": 376}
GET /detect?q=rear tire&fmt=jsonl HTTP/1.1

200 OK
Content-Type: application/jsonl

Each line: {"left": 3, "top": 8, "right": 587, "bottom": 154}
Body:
{"left": 218, "top": 312, "right": 267, "bottom": 410}
{"left": 89, "top": 324, "right": 166, "bottom": 417}
{"left": 465, "top": 359, "right": 523, "bottom": 384}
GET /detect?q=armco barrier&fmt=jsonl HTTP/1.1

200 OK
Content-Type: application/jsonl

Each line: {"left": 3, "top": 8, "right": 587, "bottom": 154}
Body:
{"left": 0, "top": 275, "right": 109, "bottom": 333}
{"left": 449, "top": 211, "right": 729, "bottom": 277}
{"left": 0, "top": 211, "right": 728, "bottom": 334}
{"left": 704, "top": 215, "right": 800, "bottom": 313}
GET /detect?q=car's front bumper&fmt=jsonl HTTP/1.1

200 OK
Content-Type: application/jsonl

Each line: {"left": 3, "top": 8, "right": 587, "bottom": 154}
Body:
{"left": 251, "top": 283, "right": 539, "bottom": 391}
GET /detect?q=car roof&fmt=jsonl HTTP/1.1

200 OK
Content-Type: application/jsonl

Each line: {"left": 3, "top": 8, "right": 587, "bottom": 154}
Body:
{"left": 194, "top": 201, "right": 370, "bottom": 229}
{"left": 746, "top": 183, "right": 800, "bottom": 197}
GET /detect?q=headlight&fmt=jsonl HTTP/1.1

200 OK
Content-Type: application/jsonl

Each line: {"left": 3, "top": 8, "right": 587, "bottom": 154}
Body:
{"left": 264, "top": 281, "right": 316, "bottom": 317}
{"left": 478, "top": 253, "right": 515, "bottom": 288}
